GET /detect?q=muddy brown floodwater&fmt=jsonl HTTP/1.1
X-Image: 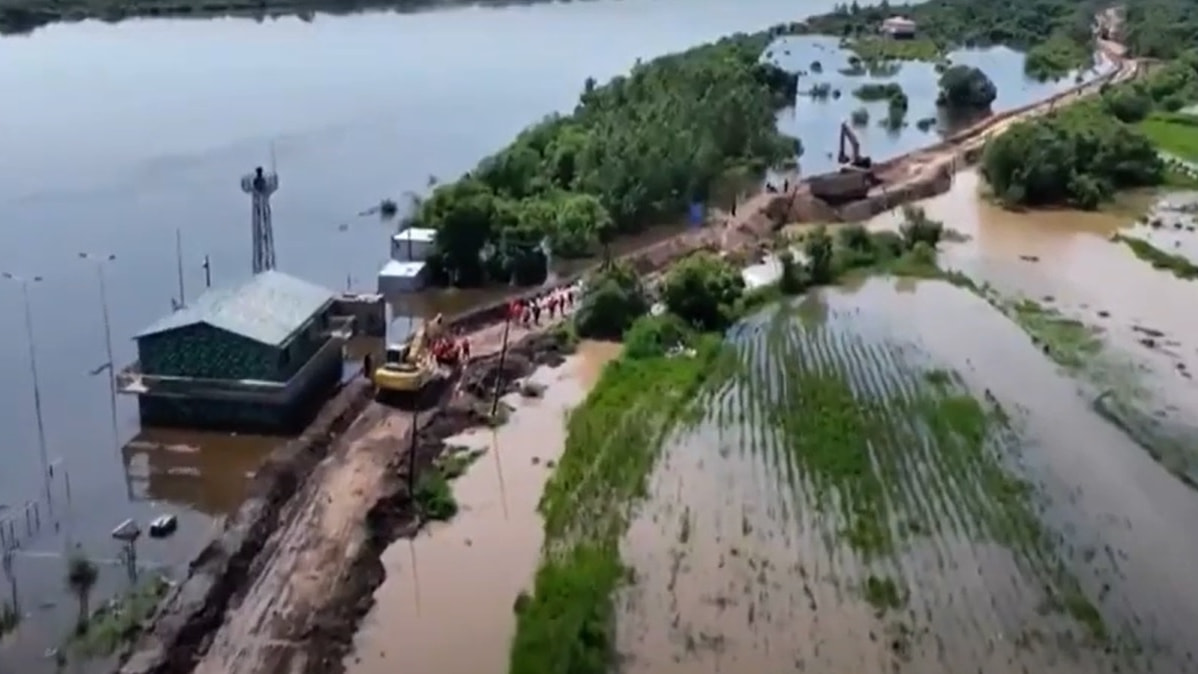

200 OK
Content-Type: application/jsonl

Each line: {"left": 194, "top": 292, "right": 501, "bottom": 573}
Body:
{"left": 616, "top": 279, "right": 1198, "bottom": 673}
{"left": 342, "top": 341, "right": 619, "bottom": 674}
{"left": 869, "top": 169, "right": 1198, "bottom": 430}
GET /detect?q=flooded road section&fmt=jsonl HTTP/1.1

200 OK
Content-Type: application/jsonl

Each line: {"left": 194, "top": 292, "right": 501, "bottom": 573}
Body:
{"left": 616, "top": 280, "right": 1198, "bottom": 674}
{"left": 343, "top": 341, "right": 618, "bottom": 674}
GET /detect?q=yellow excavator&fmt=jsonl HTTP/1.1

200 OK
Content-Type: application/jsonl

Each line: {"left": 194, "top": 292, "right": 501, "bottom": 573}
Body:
{"left": 373, "top": 314, "right": 446, "bottom": 397}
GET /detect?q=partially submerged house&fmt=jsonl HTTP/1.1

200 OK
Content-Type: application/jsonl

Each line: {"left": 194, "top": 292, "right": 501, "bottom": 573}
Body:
{"left": 118, "top": 270, "right": 350, "bottom": 434}
{"left": 880, "top": 16, "right": 917, "bottom": 39}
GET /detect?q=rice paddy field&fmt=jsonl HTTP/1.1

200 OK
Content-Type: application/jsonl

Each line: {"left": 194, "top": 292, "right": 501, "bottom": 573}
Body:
{"left": 612, "top": 278, "right": 1198, "bottom": 674}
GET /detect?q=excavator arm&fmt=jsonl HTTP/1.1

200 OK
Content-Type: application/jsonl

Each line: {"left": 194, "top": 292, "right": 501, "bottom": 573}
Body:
{"left": 837, "top": 122, "right": 873, "bottom": 170}
{"left": 405, "top": 314, "right": 444, "bottom": 364}
{"left": 837, "top": 122, "right": 860, "bottom": 165}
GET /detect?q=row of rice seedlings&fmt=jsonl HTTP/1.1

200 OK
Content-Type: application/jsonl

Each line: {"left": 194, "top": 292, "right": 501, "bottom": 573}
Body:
{"left": 509, "top": 336, "right": 735, "bottom": 674}
{"left": 740, "top": 294, "right": 1115, "bottom": 647}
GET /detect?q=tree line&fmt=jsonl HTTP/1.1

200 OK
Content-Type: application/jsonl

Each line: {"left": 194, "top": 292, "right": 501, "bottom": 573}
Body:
{"left": 413, "top": 32, "right": 799, "bottom": 287}
{"left": 982, "top": 49, "right": 1198, "bottom": 209}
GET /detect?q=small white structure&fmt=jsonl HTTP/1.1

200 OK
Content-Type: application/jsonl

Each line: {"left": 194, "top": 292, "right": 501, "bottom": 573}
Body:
{"left": 378, "top": 260, "right": 428, "bottom": 294}
{"left": 880, "top": 16, "right": 917, "bottom": 38}
{"left": 391, "top": 227, "right": 437, "bottom": 262}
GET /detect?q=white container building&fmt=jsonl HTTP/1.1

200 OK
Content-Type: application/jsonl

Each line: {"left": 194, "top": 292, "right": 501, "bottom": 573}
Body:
{"left": 391, "top": 227, "right": 437, "bottom": 262}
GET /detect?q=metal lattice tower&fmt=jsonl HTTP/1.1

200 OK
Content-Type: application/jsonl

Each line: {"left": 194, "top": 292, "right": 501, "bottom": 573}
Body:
{"left": 240, "top": 166, "right": 279, "bottom": 274}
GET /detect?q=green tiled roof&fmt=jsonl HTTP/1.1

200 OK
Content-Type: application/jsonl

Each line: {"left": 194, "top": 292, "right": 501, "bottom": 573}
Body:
{"left": 134, "top": 270, "right": 335, "bottom": 346}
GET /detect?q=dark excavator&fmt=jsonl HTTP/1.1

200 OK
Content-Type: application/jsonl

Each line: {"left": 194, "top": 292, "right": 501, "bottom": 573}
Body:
{"left": 809, "top": 122, "right": 882, "bottom": 204}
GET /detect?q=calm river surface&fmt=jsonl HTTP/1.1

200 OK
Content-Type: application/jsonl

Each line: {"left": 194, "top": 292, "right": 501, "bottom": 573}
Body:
{"left": 0, "top": 0, "right": 1094, "bottom": 668}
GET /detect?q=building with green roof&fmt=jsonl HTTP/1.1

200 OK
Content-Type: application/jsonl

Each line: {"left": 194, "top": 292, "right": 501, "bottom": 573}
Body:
{"left": 119, "top": 270, "right": 351, "bottom": 433}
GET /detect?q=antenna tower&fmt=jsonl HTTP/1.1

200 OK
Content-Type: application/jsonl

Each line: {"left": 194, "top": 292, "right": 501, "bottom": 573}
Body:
{"left": 240, "top": 149, "right": 279, "bottom": 274}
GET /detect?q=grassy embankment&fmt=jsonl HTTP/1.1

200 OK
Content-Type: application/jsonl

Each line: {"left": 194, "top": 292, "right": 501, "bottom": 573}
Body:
{"left": 508, "top": 334, "right": 734, "bottom": 674}
{"left": 67, "top": 575, "right": 170, "bottom": 659}
{"left": 1139, "top": 112, "right": 1198, "bottom": 162}
{"left": 1113, "top": 234, "right": 1198, "bottom": 280}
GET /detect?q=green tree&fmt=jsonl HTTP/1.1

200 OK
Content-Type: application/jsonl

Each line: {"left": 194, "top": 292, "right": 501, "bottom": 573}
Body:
{"left": 804, "top": 226, "right": 835, "bottom": 284}
{"left": 981, "top": 103, "right": 1164, "bottom": 209}
{"left": 661, "top": 252, "right": 745, "bottom": 331}
{"left": 550, "top": 193, "right": 613, "bottom": 259}
{"left": 575, "top": 262, "right": 650, "bottom": 340}
{"left": 414, "top": 32, "right": 800, "bottom": 286}
{"left": 66, "top": 551, "right": 98, "bottom": 635}
{"left": 623, "top": 314, "right": 691, "bottom": 359}
{"left": 936, "top": 65, "right": 997, "bottom": 109}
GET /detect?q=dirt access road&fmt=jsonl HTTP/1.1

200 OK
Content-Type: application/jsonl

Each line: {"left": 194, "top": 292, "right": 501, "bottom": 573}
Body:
{"left": 186, "top": 307, "right": 574, "bottom": 674}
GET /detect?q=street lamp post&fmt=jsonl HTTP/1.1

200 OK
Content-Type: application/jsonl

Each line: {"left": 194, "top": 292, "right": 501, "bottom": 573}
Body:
{"left": 0, "top": 272, "right": 53, "bottom": 516}
{"left": 78, "top": 253, "right": 119, "bottom": 452}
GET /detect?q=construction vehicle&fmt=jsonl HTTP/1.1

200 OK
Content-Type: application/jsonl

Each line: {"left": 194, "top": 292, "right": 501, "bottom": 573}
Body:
{"left": 809, "top": 122, "right": 882, "bottom": 204}
{"left": 373, "top": 314, "right": 448, "bottom": 398}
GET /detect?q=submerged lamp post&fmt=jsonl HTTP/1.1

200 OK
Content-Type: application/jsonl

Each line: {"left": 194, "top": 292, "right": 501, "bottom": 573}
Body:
{"left": 78, "top": 252, "right": 120, "bottom": 453}
{"left": 0, "top": 271, "right": 53, "bottom": 516}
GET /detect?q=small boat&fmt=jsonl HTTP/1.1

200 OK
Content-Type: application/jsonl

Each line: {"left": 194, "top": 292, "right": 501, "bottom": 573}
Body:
{"left": 149, "top": 514, "right": 178, "bottom": 539}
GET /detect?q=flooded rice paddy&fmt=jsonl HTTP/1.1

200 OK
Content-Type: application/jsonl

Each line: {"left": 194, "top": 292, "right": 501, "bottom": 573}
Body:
{"left": 617, "top": 278, "right": 1198, "bottom": 673}
{"left": 867, "top": 170, "right": 1198, "bottom": 484}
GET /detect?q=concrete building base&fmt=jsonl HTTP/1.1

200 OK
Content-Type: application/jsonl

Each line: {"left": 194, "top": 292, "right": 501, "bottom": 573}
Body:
{"left": 134, "top": 353, "right": 343, "bottom": 435}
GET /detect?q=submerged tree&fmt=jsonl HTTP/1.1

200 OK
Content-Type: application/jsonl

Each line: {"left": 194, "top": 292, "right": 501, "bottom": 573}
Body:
{"left": 804, "top": 226, "right": 835, "bottom": 285}
{"left": 936, "top": 65, "right": 997, "bottom": 110}
{"left": 899, "top": 206, "right": 944, "bottom": 249}
{"left": 66, "top": 551, "right": 98, "bottom": 635}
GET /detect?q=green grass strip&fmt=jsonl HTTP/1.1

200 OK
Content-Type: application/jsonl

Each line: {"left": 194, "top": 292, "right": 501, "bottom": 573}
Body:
{"left": 509, "top": 335, "right": 734, "bottom": 674}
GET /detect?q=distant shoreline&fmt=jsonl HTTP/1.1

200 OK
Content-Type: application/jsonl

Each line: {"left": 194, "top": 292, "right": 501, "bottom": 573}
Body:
{"left": 0, "top": 0, "right": 584, "bottom": 35}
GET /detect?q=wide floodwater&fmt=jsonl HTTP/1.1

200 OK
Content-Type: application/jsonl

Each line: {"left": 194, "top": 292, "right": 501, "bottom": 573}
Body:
{"left": 0, "top": 0, "right": 1126, "bottom": 667}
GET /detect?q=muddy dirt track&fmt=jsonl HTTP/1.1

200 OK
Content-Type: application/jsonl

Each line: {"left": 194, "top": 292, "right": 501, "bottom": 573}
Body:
{"left": 119, "top": 15, "right": 1138, "bottom": 674}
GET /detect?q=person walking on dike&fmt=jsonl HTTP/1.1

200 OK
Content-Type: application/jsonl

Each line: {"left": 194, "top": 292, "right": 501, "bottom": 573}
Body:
{"left": 532, "top": 298, "right": 542, "bottom": 324}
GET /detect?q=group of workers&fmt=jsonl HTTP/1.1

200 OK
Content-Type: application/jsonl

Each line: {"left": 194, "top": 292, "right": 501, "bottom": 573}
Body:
{"left": 508, "top": 282, "right": 580, "bottom": 326}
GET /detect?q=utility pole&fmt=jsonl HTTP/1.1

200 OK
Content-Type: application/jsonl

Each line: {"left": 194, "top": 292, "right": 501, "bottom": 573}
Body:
{"left": 175, "top": 229, "right": 186, "bottom": 308}
{"left": 1, "top": 547, "right": 16, "bottom": 617}
{"left": 78, "top": 253, "right": 119, "bottom": 453}
{"left": 0, "top": 272, "right": 53, "bottom": 517}
{"left": 489, "top": 304, "right": 516, "bottom": 419}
